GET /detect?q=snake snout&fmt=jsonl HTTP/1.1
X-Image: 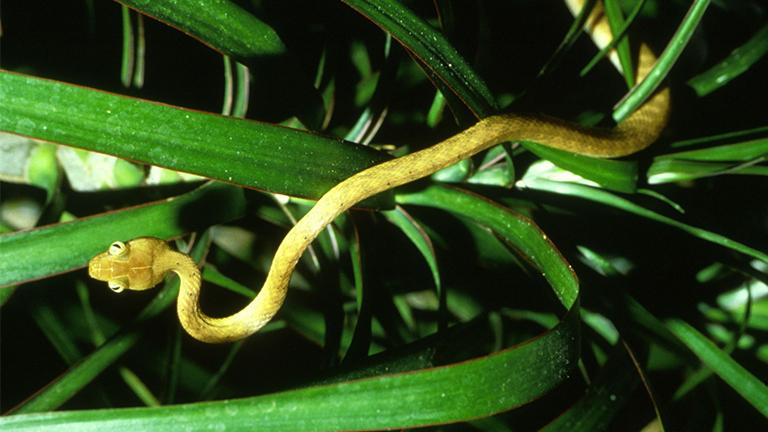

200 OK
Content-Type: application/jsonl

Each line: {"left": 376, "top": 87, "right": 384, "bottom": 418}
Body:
{"left": 87, "top": 260, "right": 98, "bottom": 279}
{"left": 88, "top": 256, "right": 107, "bottom": 281}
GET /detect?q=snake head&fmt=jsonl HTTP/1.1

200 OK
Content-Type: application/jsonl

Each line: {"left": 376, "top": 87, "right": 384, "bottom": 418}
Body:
{"left": 88, "top": 238, "right": 168, "bottom": 292}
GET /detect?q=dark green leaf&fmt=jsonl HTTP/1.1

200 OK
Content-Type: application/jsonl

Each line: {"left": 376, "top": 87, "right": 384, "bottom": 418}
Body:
{"left": 688, "top": 23, "right": 768, "bottom": 96}
{"left": 342, "top": 0, "right": 496, "bottom": 117}
{"left": 522, "top": 141, "right": 639, "bottom": 193}
{"left": 119, "top": 0, "right": 286, "bottom": 58}
{"left": 667, "top": 319, "right": 768, "bottom": 417}
{"left": 613, "top": 0, "right": 710, "bottom": 122}
{"left": 0, "top": 183, "right": 243, "bottom": 287}
{"left": 0, "top": 308, "right": 579, "bottom": 430}
{"left": 397, "top": 185, "right": 579, "bottom": 309}
{"left": 0, "top": 71, "right": 392, "bottom": 207}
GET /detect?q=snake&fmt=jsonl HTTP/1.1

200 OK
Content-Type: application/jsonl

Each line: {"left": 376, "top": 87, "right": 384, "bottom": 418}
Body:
{"left": 88, "top": 0, "right": 670, "bottom": 343}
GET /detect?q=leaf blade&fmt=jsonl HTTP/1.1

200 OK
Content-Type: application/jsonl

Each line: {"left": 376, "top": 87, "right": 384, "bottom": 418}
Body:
{"left": 0, "top": 71, "right": 392, "bottom": 206}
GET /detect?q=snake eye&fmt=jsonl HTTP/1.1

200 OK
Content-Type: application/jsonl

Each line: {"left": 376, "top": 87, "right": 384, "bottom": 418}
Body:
{"left": 108, "top": 241, "right": 127, "bottom": 257}
{"left": 108, "top": 280, "right": 126, "bottom": 293}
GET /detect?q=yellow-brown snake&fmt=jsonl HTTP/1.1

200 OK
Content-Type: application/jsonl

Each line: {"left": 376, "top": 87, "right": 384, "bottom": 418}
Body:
{"left": 89, "top": 0, "right": 670, "bottom": 343}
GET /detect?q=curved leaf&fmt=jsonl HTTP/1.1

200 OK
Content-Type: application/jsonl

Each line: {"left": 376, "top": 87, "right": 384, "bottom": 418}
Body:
{"left": 0, "top": 307, "right": 579, "bottom": 430}
{"left": 397, "top": 185, "right": 579, "bottom": 309}
{"left": 119, "top": 0, "right": 286, "bottom": 58}
{"left": 522, "top": 141, "right": 639, "bottom": 193}
{"left": 342, "top": 0, "right": 496, "bottom": 117}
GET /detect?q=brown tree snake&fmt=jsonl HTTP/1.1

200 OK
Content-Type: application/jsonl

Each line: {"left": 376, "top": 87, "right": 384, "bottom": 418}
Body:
{"left": 89, "top": 0, "right": 670, "bottom": 343}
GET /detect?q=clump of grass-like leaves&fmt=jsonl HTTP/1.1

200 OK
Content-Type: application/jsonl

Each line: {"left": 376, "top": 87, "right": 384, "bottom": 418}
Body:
{"left": 1, "top": 0, "right": 766, "bottom": 430}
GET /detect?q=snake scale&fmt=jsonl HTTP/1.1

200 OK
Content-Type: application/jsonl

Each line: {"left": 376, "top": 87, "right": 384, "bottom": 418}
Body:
{"left": 89, "top": 0, "right": 670, "bottom": 343}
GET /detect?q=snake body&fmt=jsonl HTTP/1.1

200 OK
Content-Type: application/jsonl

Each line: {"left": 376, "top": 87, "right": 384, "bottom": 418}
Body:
{"left": 89, "top": 0, "right": 670, "bottom": 343}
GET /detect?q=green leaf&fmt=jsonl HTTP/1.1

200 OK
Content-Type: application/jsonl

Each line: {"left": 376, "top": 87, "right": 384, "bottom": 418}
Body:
{"left": 0, "top": 183, "right": 244, "bottom": 287}
{"left": 603, "top": 0, "right": 635, "bottom": 87}
{"left": 0, "top": 285, "right": 16, "bottom": 306}
{"left": 30, "top": 300, "right": 84, "bottom": 365}
{"left": 383, "top": 206, "right": 442, "bottom": 303}
{"left": 580, "top": 0, "right": 649, "bottom": 80}
{"left": 26, "top": 142, "right": 60, "bottom": 200}
{"left": 688, "top": 23, "right": 768, "bottom": 96}
{"left": 342, "top": 0, "right": 496, "bottom": 117}
{"left": 397, "top": 185, "right": 579, "bottom": 309}
{"left": 0, "top": 307, "right": 579, "bottom": 430}
{"left": 342, "top": 220, "right": 373, "bottom": 362}
{"left": 520, "top": 176, "right": 768, "bottom": 264}
{"left": 522, "top": 141, "right": 639, "bottom": 193}
{"left": 542, "top": 344, "right": 640, "bottom": 431}
{"left": 667, "top": 319, "right": 768, "bottom": 417}
{"left": 0, "top": 71, "right": 392, "bottom": 207}
{"left": 655, "top": 138, "right": 768, "bottom": 162}
{"left": 119, "top": 0, "right": 286, "bottom": 58}
{"left": 202, "top": 265, "right": 256, "bottom": 298}
{"left": 669, "top": 125, "right": 768, "bottom": 149}
{"left": 613, "top": 0, "right": 711, "bottom": 122}
{"left": 647, "top": 159, "right": 768, "bottom": 185}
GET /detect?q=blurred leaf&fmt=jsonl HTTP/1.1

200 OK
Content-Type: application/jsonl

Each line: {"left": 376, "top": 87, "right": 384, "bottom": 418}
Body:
{"left": 667, "top": 319, "right": 768, "bottom": 417}
{"left": 465, "top": 164, "right": 514, "bottom": 187}
{"left": 520, "top": 174, "right": 768, "bottom": 264}
{"left": 656, "top": 137, "right": 768, "bottom": 161}
{"left": 0, "top": 134, "right": 61, "bottom": 198}
{"left": 55, "top": 147, "right": 145, "bottom": 191}
{"left": 432, "top": 158, "right": 471, "bottom": 182}
{"left": 0, "top": 286, "right": 16, "bottom": 306}
{"left": 120, "top": 5, "right": 135, "bottom": 88}
{"left": 383, "top": 206, "right": 442, "bottom": 301}
{"left": 26, "top": 142, "right": 60, "bottom": 200}
{"left": 688, "top": 23, "right": 768, "bottom": 96}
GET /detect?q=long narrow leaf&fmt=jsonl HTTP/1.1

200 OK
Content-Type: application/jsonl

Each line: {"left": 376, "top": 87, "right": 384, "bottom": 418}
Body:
{"left": 0, "top": 183, "right": 243, "bottom": 287}
{"left": 0, "top": 307, "right": 579, "bottom": 430}
{"left": 667, "top": 319, "right": 768, "bottom": 417}
{"left": 119, "top": 0, "right": 285, "bottom": 58}
{"left": 342, "top": 0, "right": 496, "bottom": 117}
{"left": 688, "top": 23, "right": 768, "bottom": 96}
{"left": 0, "top": 71, "right": 392, "bottom": 206}
{"left": 397, "top": 185, "right": 579, "bottom": 309}
{"left": 613, "top": 0, "right": 711, "bottom": 122}
{"left": 520, "top": 176, "right": 768, "bottom": 264}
